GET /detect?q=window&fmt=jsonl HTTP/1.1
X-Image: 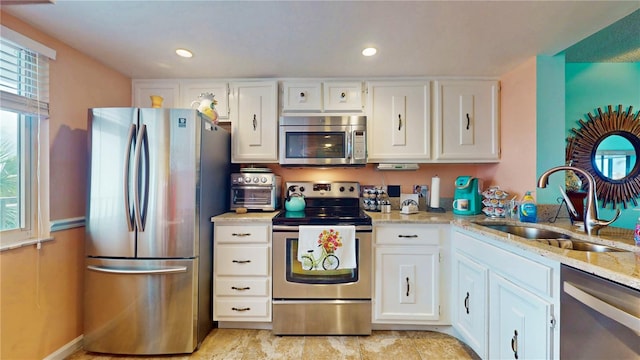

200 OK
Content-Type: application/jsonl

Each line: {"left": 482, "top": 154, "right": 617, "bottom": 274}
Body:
{"left": 0, "top": 26, "right": 55, "bottom": 248}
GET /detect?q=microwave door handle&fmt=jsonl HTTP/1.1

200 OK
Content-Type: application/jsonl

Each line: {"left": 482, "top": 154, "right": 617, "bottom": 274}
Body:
{"left": 347, "top": 131, "right": 353, "bottom": 161}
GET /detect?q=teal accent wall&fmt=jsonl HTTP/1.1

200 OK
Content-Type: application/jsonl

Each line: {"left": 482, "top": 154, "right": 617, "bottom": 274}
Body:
{"left": 565, "top": 62, "right": 640, "bottom": 228}
{"left": 536, "top": 55, "right": 567, "bottom": 204}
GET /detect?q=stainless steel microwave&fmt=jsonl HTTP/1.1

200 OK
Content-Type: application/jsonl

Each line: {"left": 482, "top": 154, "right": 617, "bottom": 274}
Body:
{"left": 279, "top": 116, "right": 367, "bottom": 166}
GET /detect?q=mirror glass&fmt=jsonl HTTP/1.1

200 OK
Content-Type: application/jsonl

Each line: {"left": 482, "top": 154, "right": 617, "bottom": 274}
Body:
{"left": 594, "top": 135, "right": 637, "bottom": 180}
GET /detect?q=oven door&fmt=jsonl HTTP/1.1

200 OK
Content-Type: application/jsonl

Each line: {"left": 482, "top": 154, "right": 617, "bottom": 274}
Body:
{"left": 279, "top": 125, "right": 364, "bottom": 166}
{"left": 272, "top": 225, "right": 372, "bottom": 299}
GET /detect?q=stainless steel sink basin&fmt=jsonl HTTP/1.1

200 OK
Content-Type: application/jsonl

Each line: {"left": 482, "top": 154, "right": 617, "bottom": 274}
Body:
{"left": 478, "top": 224, "right": 571, "bottom": 239}
{"left": 476, "top": 223, "right": 629, "bottom": 252}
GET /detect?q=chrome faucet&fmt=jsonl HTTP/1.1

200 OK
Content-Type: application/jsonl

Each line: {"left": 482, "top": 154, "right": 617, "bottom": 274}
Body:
{"left": 537, "top": 165, "right": 620, "bottom": 235}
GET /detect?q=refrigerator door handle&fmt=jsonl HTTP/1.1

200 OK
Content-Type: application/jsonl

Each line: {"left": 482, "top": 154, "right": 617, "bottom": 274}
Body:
{"left": 133, "top": 124, "right": 148, "bottom": 232}
{"left": 87, "top": 265, "right": 188, "bottom": 275}
{"left": 123, "top": 124, "right": 136, "bottom": 232}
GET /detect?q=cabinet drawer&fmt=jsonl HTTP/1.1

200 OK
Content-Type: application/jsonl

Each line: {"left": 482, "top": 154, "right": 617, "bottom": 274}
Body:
{"left": 215, "top": 246, "right": 269, "bottom": 276}
{"left": 376, "top": 225, "right": 441, "bottom": 245}
{"left": 455, "top": 231, "right": 553, "bottom": 297}
{"left": 216, "top": 225, "right": 270, "bottom": 244}
{"left": 215, "top": 278, "right": 270, "bottom": 297}
{"left": 214, "top": 298, "right": 271, "bottom": 320}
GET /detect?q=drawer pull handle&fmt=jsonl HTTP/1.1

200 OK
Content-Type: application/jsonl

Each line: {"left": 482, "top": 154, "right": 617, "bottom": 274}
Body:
{"left": 232, "top": 260, "right": 251, "bottom": 264}
{"left": 464, "top": 292, "right": 470, "bottom": 314}
{"left": 232, "top": 233, "right": 251, "bottom": 237}
{"left": 232, "top": 307, "right": 251, "bottom": 312}
{"left": 231, "top": 286, "right": 251, "bottom": 291}
{"left": 406, "top": 276, "right": 410, "bottom": 296}
{"left": 398, "top": 235, "right": 418, "bottom": 238}
{"left": 511, "top": 330, "right": 518, "bottom": 359}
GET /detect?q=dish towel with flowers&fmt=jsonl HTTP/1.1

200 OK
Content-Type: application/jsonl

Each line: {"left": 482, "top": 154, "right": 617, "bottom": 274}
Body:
{"left": 297, "top": 225, "right": 356, "bottom": 270}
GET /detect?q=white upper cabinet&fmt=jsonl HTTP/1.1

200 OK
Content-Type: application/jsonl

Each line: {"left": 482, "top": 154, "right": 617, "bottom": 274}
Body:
{"left": 180, "top": 81, "right": 229, "bottom": 120}
{"left": 230, "top": 81, "right": 278, "bottom": 163}
{"left": 281, "top": 80, "right": 363, "bottom": 113}
{"left": 132, "top": 79, "right": 229, "bottom": 120}
{"left": 434, "top": 80, "right": 500, "bottom": 162}
{"left": 132, "top": 80, "right": 180, "bottom": 108}
{"left": 281, "top": 81, "right": 323, "bottom": 112}
{"left": 367, "top": 81, "right": 431, "bottom": 162}
{"left": 323, "top": 81, "right": 363, "bottom": 112}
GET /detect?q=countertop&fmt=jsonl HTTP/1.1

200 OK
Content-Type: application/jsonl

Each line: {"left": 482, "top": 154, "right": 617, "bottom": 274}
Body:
{"left": 212, "top": 210, "right": 640, "bottom": 290}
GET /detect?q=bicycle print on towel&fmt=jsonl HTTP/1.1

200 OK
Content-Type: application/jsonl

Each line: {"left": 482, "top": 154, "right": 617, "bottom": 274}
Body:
{"left": 300, "top": 229, "right": 343, "bottom": 270}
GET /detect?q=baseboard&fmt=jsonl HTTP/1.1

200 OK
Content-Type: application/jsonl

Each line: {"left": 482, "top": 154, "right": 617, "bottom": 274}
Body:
{"left": 43, "top": 335, "right": 83, "bottom": 360}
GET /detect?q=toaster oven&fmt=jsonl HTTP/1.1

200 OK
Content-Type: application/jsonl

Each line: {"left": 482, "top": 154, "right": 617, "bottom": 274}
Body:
{"left": 230, "top": 173, "right": 282, "bottom": 211}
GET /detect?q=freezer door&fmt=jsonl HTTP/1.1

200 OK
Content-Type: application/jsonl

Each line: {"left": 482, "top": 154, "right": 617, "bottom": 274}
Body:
{"left": 86, "top": 108, "right": 138, "bottom": 257}
{"left": 83, "top": 258, "right": 198, "bottom": 355}
{"left": 137, "top": 108, "right": 198, "bottom": 258}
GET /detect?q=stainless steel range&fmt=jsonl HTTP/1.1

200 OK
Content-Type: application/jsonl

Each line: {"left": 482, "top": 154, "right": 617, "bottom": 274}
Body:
{"left": 272, "top": 181, "right": 372, "bottom": 335}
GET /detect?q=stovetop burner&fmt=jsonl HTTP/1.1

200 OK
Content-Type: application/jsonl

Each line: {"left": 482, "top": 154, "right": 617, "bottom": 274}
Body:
{"left": 272, "top": 207, "right": 371, "bottom": 226}
{"left": 272, "top": 181, "right": 371, "bottom": 226}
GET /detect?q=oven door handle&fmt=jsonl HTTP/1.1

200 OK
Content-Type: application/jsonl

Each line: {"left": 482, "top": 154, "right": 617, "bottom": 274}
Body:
{"left": 232, "top": 185, "right": 274, "bottom": 190}
{"left": 273, "top": 225, "right": 373, "bottom": 232}
{"left": 564, "top": 281, "right": 640, "bottom": 334}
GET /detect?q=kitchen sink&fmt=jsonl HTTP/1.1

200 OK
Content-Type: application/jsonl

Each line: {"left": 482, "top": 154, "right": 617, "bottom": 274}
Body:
{"left": 476, "top": 223, "right": 629, "bottom": 252}
{"left": 478, "top": 224, "right": 571, "bottom": 240}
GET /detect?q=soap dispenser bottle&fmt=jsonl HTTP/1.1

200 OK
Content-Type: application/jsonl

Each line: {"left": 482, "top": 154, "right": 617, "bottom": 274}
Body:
{"left": 520, "top": 191, "right": 537, "bottom": 223}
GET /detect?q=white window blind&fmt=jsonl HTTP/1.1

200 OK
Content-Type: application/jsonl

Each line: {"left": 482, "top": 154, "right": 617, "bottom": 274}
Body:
{"left": 0, "top": 26, "right": 54, "bottom": 117}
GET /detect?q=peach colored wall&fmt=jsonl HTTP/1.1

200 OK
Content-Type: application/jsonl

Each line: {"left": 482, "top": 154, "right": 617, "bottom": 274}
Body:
{"left": 0, "top": 11, "right": 131, "bottom": 360}
{"left": 478, "top": 57, "right": 537, "bottom": 199}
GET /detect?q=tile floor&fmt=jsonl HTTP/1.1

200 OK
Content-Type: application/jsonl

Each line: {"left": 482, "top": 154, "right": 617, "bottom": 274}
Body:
{"left": 68, "top": 329, "right": 480, "bottom": 360}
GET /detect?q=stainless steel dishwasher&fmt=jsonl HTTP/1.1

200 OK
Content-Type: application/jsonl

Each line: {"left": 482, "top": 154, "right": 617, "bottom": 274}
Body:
{"left": 560, "top": 264, "right": 640, "bottom": 359}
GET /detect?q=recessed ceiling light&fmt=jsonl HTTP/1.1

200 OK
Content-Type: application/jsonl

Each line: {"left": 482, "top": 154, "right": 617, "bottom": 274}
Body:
{"left": 176, "top": 48, "right": 193, "bottom": 58}
{"left": 362, "top": 47, "right": 377, "bottom": 56}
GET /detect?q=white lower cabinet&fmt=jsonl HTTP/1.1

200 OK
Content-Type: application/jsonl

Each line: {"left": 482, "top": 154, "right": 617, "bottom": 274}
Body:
{"left": 453, "top": 252, "right": 488, "bottom": 359}
{"left": 213, "top": 223, "right": 272, "bottom": 322}
{"left": 489, "top": 273, "right": 552, "bottom": 360}
{"left": 373, "top": 224, "right": 444, "bottom": 324}
{"left": 452, "top": 227, "right": 559, "bottom": 360}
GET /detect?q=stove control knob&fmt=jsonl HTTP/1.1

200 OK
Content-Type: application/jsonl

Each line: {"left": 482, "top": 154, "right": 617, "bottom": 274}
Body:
{"left": 349, "top": 186, "right": 355, "bottom": 192}
{"left": 299, "top": 186, "right": 305, "bottom": 193}
{"left": 253, "top": 176, "right": 259, "bottom": 183}
{"left": 244, "top": 176, "right": 252, "bottom": 183}
{"left": 236, "top": 176, "right": 243, "bottom": 183}
{"left": 260, "top": 176, "right": 268, "bottom": 183}
{"left": 339, "top": 186, "right": 345, "bottom": 192}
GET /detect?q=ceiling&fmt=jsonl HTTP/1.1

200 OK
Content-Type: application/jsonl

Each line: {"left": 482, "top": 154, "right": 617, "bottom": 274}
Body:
{"left": 3, "top": 1, "right": 639, "bottom": 79}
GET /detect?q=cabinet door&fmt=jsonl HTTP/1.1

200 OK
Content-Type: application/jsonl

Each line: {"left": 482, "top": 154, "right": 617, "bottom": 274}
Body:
{"left": 367, "top": 81, "right": 431, "bottom": 162}
{"left": 434, "top": 80, "right": 499, "bottom": 161}
{"left": 374, "top": 245, "right": 440, "bottom": 323}
{"left": 489, "top": 273, "right": 552, "bottom": 360}
{"left": 180, "top": 81, "right": 229, "bottom": 120}
{"left": 132, "top": 80, "right": 179, "bottom": 108}
{"left": 230, "top": 81, "right": 278, "bottom": 163}
{"left": 323, "top": 81, "right": 363, "bottom": 112}
{"left": 452, "top": 251, "right": 488, "bottom": 359}
{"left": 281, "top": 81, "right": 322, "bottom": 112}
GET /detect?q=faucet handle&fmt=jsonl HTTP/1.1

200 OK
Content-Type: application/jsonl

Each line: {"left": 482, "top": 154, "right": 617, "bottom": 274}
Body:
{"left": 597, "top": 208, "right": 621, "bottom": 226}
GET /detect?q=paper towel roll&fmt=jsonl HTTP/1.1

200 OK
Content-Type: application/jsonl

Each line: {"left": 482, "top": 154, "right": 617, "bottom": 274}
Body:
{"left": 430, "top": 176, "right": 440, "bottom": 208}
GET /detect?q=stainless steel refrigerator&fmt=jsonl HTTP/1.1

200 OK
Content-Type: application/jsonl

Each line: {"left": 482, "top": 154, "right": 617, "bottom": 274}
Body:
{"left": 84, "top": 108, "right": 230, "bottom": 355}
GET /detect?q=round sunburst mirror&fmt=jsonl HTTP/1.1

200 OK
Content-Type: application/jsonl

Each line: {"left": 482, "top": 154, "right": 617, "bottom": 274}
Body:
{"left": 566, "top": 105, "right": 640, "bottom": 208}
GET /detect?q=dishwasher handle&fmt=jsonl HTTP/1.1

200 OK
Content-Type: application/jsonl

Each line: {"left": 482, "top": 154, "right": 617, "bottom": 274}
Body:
{"left": 564, "top": 281, "right": 640, "bottom": 334}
